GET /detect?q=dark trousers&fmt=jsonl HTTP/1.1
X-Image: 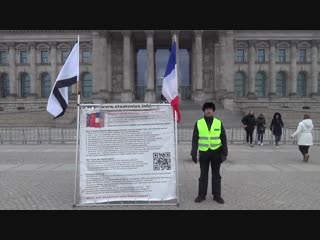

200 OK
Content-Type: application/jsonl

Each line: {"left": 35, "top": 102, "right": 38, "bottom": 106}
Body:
{"left": 299, "top": 145, "right": 310, "bottom": 156}
{"left": 257, "top": 133, "right": 264, "bottom": 143}
{"left": 246, "top": 129, "right": 254, "bottom": 144}
{"left": 274, "top": 135, "right": 281, "bottom": 146}
{"left": 198, "top": 149, "right": 222, "bottom": 198}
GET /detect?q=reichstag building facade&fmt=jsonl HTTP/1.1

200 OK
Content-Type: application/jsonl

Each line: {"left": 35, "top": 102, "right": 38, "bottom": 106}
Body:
{"left": 0, "top": 30, "right": 319, "bottom": 111}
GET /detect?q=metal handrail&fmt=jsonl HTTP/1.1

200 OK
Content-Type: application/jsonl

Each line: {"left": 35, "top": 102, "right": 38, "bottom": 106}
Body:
{"left": 0, "top": 127, "right": 319, "bottom": 145}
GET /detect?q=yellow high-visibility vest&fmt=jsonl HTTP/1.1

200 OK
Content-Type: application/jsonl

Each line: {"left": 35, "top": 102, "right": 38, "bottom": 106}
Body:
{"left": 197, "top": 118, "right": 222, "bottom": 151}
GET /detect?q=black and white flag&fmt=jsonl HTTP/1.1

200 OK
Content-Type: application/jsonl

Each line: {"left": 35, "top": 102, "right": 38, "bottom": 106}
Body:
{"left": 47, "top": 38, "right": 79, "bottom": 118}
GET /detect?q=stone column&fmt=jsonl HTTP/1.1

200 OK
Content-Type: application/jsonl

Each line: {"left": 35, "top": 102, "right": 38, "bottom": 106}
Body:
{"left": 191, "top": 38, "right": 196, "bottom": 92}
{"left": 171, "top": 30, "right": 180, "bottom": 97}
{"left": 50, "top": 42, "right": 57, "bottom": 87}
{"left": 106, "top": 32, "right": 112, "bottom": 101}
{"left": 192, "top": 30, "right": 204, "bottom": 102}
{"left": 29, "top": 42, "right": 37, "bottom": 98}
{"left": 221, "top": 30, "right": 235, "bottom": 110}
{"left": 99, "top": 31, "right": 108, "bottom": 101}
{"left": 269, "top": 40, "right": 277, "bottom": 98}
{"left": 218, "top": 31, "right": 226, "bottom": 91}
{"left": 121, "top": 30, "right": 133, "bottom": 102}
{"left": 214, "top": 42, "right": 220, "bottom": 93}
{"left": 289, "top": 41, "right": 297, "bottom": 98}
{"left": 91, "top": 31, "right": 101, "bottom": 98}
{"left": 8, "top": 42, "right": 17, "bottom": 98}
{"left": 311, "top": 40, "right": 318, "bottom": 98}
{"left": 144, "top": 30, "right": 156, "bottom": 102}
{"left": 130, "top": 37, "right": 135, "bottom": 100}
{"left": 247, "top": 40, "right": 256, "bottom": 99}
{"left": 224, "top": 30, "right": 234, "bottom": 96}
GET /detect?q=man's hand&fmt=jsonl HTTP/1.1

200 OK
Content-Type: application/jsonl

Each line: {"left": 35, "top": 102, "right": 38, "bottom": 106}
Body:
{"left": 221, "top": 154, "right": 227, "bottom": 163}
{"left": 192, "top": 156, "right": 198, "bottom": 164}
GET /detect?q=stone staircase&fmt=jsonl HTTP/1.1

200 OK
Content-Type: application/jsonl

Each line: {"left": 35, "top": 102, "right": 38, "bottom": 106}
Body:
{"left": 0, "top": 103, "right": 77, "bottom": 127}
{"left": 178, "top": 101, "right": 243, "bottom": 128}
{"left": 1, "top": 99, "right": 318, "bottom": 129}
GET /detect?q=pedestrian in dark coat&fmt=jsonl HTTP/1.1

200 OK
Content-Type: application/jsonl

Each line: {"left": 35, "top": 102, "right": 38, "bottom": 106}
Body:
{"left": 241, "top": 110, "right": 256, "bottom": 146}
{"left": 256, "top": 113, "right": 266, "bottom": 146}
{"left": 270, "top": 112, "right": 284, "bottom": 148}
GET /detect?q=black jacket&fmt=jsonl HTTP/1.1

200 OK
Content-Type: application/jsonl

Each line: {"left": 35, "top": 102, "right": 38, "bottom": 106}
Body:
{"left": 190, "top": 116, "right": 228, "bottom": 163}
{"left": 270, "top": 112, "right": 284, "bottom": 135}
{"left": 241, "top": 114, "right": 256, "bottom": 131}
{"left": 256, "top": 115, "right": 266, "bottom": 133}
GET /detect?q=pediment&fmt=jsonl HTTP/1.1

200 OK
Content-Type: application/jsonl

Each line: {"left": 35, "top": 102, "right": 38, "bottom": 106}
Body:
{"left": 297, "top": 41, "right": 310, "bottom": 48}
{"left": 15, "top": 43, "right": 28, "bottom": 50}
{"left": 277, "top": 41, "right": 289, "bottom": 48}
{"left": 256, "top": 41, "right": 268, "bottom": 48}
{"left": 235, "top": 41, "right": 248, "bottom": 48}
{"left": 0, "top": 43, "right": 8, "bottom": 50}
{"left": 80, "top": 43, "right": 91, "bottom": 49}
{"left": 36, "top": 43, "right": 50, "bottom": 49}
{"left": 57, "top": 43, "right": 71, "bottom": 49}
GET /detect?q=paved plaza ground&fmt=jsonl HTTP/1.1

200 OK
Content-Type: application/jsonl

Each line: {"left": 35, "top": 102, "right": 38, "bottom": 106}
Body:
{"left": 0, "top": 143, "right": 320, "bottom": 210}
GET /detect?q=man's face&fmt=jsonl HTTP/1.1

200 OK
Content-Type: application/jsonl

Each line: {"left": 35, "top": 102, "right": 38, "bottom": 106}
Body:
{"left": 204, "top": 108, "right": 214, "bottom": 117}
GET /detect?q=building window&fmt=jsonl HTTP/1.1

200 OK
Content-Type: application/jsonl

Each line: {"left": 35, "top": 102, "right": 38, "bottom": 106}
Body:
{"left": 297, "top": 72, "right": 307, "bottom": 97}
{"left": 236, "top": 49, "right": 245, "bottom": 63}
{"left": 278, "top": 49, "right": 286, "bottom": 63}
{"left": 21, "top": 73, "right": 31, "bottom": 97}
{"left": 276, "top": 72, "right": 286, "bottom": 97}
{"left": 255, "top": 72, "right": 266, "bottom": 97}
{"left": 0, "top": 73, "right": 10, "bottom": 97}
{"left": 234, "top": 72, "right": 245, "bottom": 97}
{"left": 41, "top": 73, "right": 51, "bottom": 98}
{"left": 299, "top": 49, "right": 307, "bottom": 63}
{"left": 82, "top": 49, "right": 90, "bottom": 63}
{"left": 257, "top": 49, "right": 265, "bottom": 63}
{"left": 318, "top": 78, "right": 320, "bottom": 95}
{"left": 0, "top": 51, "right": 7, "bottom": 64}
{"left": 61, "top": 50, "right": 70, "bottom": 63}
{"left": 20, "top": 51, "right": 28, "bottom": 64}
{"left": 82, "top": 72, "right": 92, "bottom": 97}
{"left": 41, "top": 50, "right": 49, "bottom": 64}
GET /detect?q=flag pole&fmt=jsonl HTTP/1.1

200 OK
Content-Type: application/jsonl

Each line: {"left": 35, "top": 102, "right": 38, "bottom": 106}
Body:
{"left": 173, "top": 33, "right": 179, "bottom": 205}
{"left": 73, "top": 35, "right": 80, "bottom": 207}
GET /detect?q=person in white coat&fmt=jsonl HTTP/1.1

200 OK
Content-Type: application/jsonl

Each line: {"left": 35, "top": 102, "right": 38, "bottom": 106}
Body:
{"left": 291, "top": 114, "right": 314, "bottom": 162}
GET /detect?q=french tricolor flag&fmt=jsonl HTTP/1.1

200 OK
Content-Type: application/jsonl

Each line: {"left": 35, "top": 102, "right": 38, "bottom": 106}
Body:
{"left": 161, "top": 41, "right": 181, "bottom": 124}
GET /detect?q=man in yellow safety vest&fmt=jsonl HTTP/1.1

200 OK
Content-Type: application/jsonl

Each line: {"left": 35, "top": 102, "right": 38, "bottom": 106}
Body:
{"left": 191, "top": 102, "right": 228, "bottom": 204}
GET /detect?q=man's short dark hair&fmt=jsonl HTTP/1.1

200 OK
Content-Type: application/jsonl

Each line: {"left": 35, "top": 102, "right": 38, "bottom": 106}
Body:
{"left": 202, "top": 102, "right": 215, "bottom": 112}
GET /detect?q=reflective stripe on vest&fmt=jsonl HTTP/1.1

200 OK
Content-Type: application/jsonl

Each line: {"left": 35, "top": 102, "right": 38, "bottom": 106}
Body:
{"left": 197, "top": 118, "right": 222, "bottom": 151}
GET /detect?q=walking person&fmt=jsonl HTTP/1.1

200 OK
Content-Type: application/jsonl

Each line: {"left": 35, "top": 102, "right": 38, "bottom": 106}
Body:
{"left": 270, "top": 112, "right": 284, "bottom": 148}
{"left": 291, "top": 114, "right": 314, "bottom": 162}
{"left": 241, "top": 110, "right": 256, "bottom": 147}
{"left": 256, "top": 113, "right": 266, "bottom": 146}
{"left": 190, "top": 102, "right": 228, "bottom": 204}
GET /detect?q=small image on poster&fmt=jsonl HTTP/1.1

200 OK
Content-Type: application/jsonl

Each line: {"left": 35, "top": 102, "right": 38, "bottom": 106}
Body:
{"left": 86, "top": 112, "right": 105, "bottom": 128}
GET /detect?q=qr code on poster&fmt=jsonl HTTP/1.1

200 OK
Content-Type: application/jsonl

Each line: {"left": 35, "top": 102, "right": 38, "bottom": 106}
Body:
{"left": 153, "top": 152, "right": 171, "bottom": 171}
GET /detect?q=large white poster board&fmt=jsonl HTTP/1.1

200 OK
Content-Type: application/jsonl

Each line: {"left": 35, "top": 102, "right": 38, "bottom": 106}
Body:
{"left": 76, "top": 103, "right": 177, "bottom": 205}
